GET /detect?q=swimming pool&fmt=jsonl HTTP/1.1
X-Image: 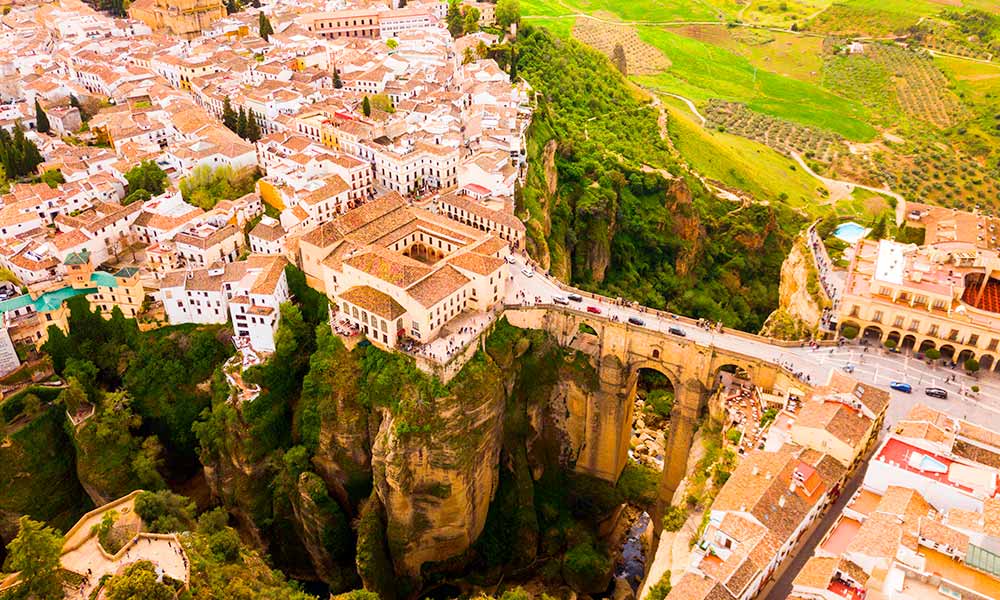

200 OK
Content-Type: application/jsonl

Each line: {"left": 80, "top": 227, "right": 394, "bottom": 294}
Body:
{"left": 908, "top": 452, "right": 948, "bottom": 474}
{"left": 834, "top": 222, "right": 870, "bottom": 244}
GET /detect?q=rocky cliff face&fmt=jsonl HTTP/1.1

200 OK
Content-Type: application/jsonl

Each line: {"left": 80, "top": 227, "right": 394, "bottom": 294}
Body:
{"left": 196, "top": 320, "right": 622, "bottom": 595}
{"left": 0, "top": 402, "right": 91, "bottom": 547}
{"left": 372, "top": 354, "right": 507, "bottom": 577}
{"left": 760, "top": 235, "right": 824, "bottom": 339}
{"left": 664, "top": 178, "right": 703, "bottom": 278}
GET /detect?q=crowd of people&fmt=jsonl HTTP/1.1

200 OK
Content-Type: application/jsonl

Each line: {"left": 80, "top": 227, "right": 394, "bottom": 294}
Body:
{"left": 807, "top": 225, "right": 842, "bottom": 323}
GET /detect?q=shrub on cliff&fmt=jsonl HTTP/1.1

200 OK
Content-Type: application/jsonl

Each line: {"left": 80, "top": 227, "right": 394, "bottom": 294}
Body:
{"left": 562, "top": 539, "right": 612, "bottom": 593}
{"left": 134, "top": 490, "right": 195, "bottom": 533}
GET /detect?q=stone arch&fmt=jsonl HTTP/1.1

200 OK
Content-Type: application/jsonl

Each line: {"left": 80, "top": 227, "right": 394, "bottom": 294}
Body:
{"left": 918, "top": 339, "right": 937, "bottom": 354}
{"left": 625, "top": 360, "right": 682, "bottom": 403}
{"left": 957, "top": 349, "right": 975, "bottom": 366}
{"left": 713, "top": 362, "right": 752, "bottom": 391}
{"left": 886, "top": 331, "right": 902, "bottom": 346}
{"left": 863, "top": 325, "right": 884, "bottom": 343}
{"left": 579, "top": 322, "right": 598, "bottom": 337}
{"left": 980, "top": 355, "right": 995, "bottom": 372}
{"left": 940, "top": 345, "right": 957, "bottom": 362}
{"left": 901, "top": 334, "right": 917, "bottom": 353}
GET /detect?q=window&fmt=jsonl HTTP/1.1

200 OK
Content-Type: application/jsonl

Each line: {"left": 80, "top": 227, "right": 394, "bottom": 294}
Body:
{"left": 990, "top": 339, "right": 999, "bottom": 352}
{"left": 909, "top": 320, "right": 920, "bottom": 332}
{"left": 928, "top": 325, "right": 939, "bottom": 337}
{"left": 893, "top": 316, "right": 904, "bottom": 328}
{"left": 968, "top": 334, "right": 979, "bottom": 347}
{"left": 948, "top": 329, "right": 959, "bottom": 341}
{"left": 872, "top": 311, "right": 883, "bottom": 324}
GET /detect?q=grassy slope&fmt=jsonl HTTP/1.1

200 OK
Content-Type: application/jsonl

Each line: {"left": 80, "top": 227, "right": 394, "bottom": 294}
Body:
{"left": 520, "top": 0, "right": 727, "bottom": 21}
{"left": 664, "top": 99, "right": 822, "bottom": 208}
{"left": 632, "top": 26, "right": 876, "bottom": 140}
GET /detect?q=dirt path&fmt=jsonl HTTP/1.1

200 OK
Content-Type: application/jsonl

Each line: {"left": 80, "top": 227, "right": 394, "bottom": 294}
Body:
{"left": 660, "top": 92, "right": 706, "bottom": 125}
{"left": 789, "top": 151, "right": 905, "bottom": 205}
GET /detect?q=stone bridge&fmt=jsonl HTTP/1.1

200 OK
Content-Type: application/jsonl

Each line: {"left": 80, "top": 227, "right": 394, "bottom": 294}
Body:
{"left": 504, "top": 306, "right": 792, "bottom": 507}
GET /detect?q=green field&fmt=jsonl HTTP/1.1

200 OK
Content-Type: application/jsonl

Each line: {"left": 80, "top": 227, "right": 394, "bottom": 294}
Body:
{"left": 664, "top": 98, "right": 824, "bottom": 209}
{"left": 633, "top": 26, "right": 876, "bottom": 140}
{"left": 520, "top": 0, "right": 729, "bottom": 21}
{"left": 521, "top": 0, "right": 1000, "bottom": 212}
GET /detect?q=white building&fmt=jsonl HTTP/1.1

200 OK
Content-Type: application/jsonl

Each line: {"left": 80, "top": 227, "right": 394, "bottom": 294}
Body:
{"left": 159, "top": 255, "right": 290, "bottom": 352}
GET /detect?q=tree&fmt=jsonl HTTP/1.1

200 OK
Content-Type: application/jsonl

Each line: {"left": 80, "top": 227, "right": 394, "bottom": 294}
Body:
{"left": 124, "top": 160, "right": 167, "bottom": 197}
{"left": 105, "top": 561, "right": 175, "bottom": 600}
{"left": 40, "top": 168, "right": 64, "bottom": 188}
{"left": 965, "top": 358, "right": 980, "bottom": 373}
{"left": 225, "top": 0, "right": 241, "bottom": 14}
{"left": 463, "top": 7, "right": 480, "bottom": 34}
{"left": 222, "top": 96, "right": 238, "bottom": 133}
{"left": 3, "top": 516, "right": 64, "bottom": 600}
{"left": 258, "top": 11, "right": 273, "bottom": 41}
{"left": 509, "top": 46, "right": 517, "bottom": 82}
{"left": 333, "top": 68, "right": 343, "bottom": 89}
{"left": 840, "top": 324, "right": 859, "bottom": 339}
{"left": 386, "top": 38, "right": 398, "bottom": 51}
{"left": 362, "top": 96, "right": 372, "bottom": 117}
{"left": 369, "top": 94, "right": 394, "bottom": 113}
{"left": 236, "top": 107, "right": 248, "bottom": 139}
{"left": 869, "top": 214, "right": 888, "bottom": 240}
{"left": 925, "top": 348, "right": 942, "bottom": 361}
{"left": 496, "top": 0, "right": 520, "bottom": 31}
{"left": 611, "top": 43, "right": 627, "bottom": 75}
{"left": 35, "top": 99, "right": 50, "bottom": 134}
{"left": 446, "top": 0, "right": 463, "bottom": 38}
{"left": 661, "top": 506, "right": 687, "bottom": 532}
{"left": 0, "top": 126, "right": 44, "bottom": 179}
{"left": 122, "top": 188, "right": 152, "bottom": 206}
{"left": 245, "top": 110, "right": 261, "bottom": 142}
{"left": 134, "top": 490, "right": 195, "bottom": 533}
{"left": 884, "top": 339, "right": 897, "bottom": 351}
{"left": 179, "top": 164, "right": 258, "bottom": 210}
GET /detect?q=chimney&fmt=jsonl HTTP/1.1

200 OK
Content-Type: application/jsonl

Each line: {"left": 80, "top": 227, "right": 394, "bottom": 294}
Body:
{"left": 778, "top": 495, "right": 786, "bottom": 508}
{"left": 765, "top": 471, "right": 772, "bottom": 480}
{"left": 752, "top": 465, "right": 759, "bottom": 476}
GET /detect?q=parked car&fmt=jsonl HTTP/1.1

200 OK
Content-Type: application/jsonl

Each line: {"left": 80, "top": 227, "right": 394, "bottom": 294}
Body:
{"left": 925, "top": 387, "right": 948, "bottom": 399}
{"left": 842, "top": 363, "right": 855, "bottom": 373}
{"left": 668, "top": 327, "right": 687, "bottom": 337}
{"left": 627, "top": 316, "right": 645, "bottom": 326}
{"left": 889, "top": 381, "right": 912, "bottom": 393}
{"left": 567, "top": 293, "right": 583, "bottom": 302}
{"left": 521, "top": 267, "right": 534, "bottom": 278}
{"left": 586, "top": 306, "right": 602, "bottom": 314}
{"left": 505, "top": 255, "right": 516, "bottom": 264}
{"left": 553, "top": 296, "right": 569, "bottom": 305}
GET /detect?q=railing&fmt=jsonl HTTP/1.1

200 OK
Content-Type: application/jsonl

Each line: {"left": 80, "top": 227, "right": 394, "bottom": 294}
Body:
{"left": 513, "top": 262, "right": 837, "bottom": 348}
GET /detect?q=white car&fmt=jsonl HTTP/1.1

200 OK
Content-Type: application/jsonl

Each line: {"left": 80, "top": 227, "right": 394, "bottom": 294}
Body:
{"left": 505, "top": 255, "right": 516, "bottom": 264}
{"left": 521, "top": 267, "right": 534, "bottom": 278}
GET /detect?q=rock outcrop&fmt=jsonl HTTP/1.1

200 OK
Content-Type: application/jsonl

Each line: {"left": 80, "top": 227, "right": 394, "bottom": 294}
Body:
{"left": 372, "top": 355, "right": 507, "bottom": 577}
{"left": 760, "top": 235, "right": 825, "bottom": 339}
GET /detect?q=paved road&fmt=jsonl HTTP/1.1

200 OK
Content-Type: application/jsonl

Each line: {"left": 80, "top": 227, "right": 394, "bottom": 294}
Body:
{"left": 504, "top": 255, "right": 1000, "bottom": 427}
{"left": 764, "top": 461, "right": 869, "bottom": 600}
